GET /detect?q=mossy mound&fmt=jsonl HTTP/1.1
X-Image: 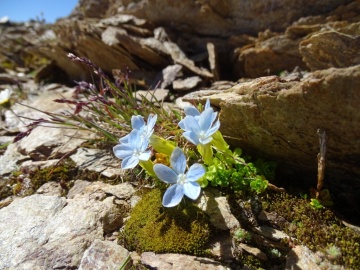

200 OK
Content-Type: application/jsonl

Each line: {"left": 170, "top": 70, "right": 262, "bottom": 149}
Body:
{"left": 263, "top": 192, "right": 360, "bottom": 269}
{"left": 122, "top": 189, "right": 210, "bottom": 255}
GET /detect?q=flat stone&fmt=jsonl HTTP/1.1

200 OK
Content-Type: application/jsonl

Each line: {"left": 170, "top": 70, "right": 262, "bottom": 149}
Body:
{"left": 70, "top": 147, "right": 124, "bottom": 178}
{"left": 173, "top": 76, "right": 202, "bottom": 91}
{"left": 141, "top": 252, "right": 230, "bottom": 270}
{"left": 0, "top": 192, "right": 124, "bottom": 269}
{"left": 78, "top": 239, "right": 131, "bottom": 270}
{"left": 198, "top": 188, "right": 240, "bottom": 230}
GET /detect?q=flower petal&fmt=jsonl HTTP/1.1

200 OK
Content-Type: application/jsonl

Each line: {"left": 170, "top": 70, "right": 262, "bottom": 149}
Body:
{"left": 186, "top": 163, "right": 205, "bottom": 182}
{"left": 204, "top": 99, "right": 210, "bottom": 110}
{"left": 170, "top": 147, "right": 186, "bottom": 175}
{"left": 119, "top": 134, "right": 129, "bottom": 143}
{"left": 199, "top": 136, "right": 213, "bottom": 145}
{"left": 178, "top": 115, "right": 194, "bottom": 131}
{"left": 183, "top": 131, "right": 200, "bottom": 145}
{"left": 121, "top": 155, "right": 139, "bottom": 169}
{"left": 185, "top": 116, "right": 201, "bottom": 134}
{"left": 162, "top": 184, "right": 184, "bottom": 207}
{"left": 147, "top": 114, "right": 157, "bottom": 130}
{"left": 184, "top": 106, "right": 200, "bottom": 117}
{"left": 138, "top": 150, "right": 151, "bottom": 161}
{"left": 199, "top": 108, "right": 215, "bottom": 131}
{"left": 131, "top": 115, "right": 145, "bottom": 130}
{"left": 183, "top": 181, "right": 201, "bottom": 200}
{"left": 205, "top": 119, "right": 220, "bottom": 138}
{"left": 153, "top": 164, "right": 178, "bottom": 184}
{"left": 113, "top": 144, "right": 133, "bottom": 159}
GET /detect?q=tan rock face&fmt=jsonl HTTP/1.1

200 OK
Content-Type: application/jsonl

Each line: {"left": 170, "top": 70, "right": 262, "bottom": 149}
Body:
{"left": 184, "top": 65, "right": 360, "bottom": 183}
{"left": 129, "top": 0, "right": 352, "bottom": 36}
{"left": 300, "top": 30, "right": 360, "bottom": 71}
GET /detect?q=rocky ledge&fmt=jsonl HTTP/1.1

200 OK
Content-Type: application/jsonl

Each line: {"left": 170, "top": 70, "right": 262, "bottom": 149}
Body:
{"left": 1, "top": 0, "right": 360, "bottom": 269}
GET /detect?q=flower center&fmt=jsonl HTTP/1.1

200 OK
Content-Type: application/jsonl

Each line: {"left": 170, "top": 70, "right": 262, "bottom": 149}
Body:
{"left": 177, "top": 174, "right": 187, "bottom": 185}
{"left": 198, "top": 131, "right": 207, "bottom": 140}
{"left": 133, "top": 149, "right": 142, "bottom": 157}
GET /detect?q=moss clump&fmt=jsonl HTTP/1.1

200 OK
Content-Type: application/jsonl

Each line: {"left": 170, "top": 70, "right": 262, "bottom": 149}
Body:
{"left": 262, "top": 192, "right": 360, "bottom": 268}
{"left": 122, "top": 189, "right": 210, "bottom": 255}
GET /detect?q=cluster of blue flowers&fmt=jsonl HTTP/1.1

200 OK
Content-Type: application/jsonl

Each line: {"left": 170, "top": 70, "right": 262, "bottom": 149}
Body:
{"left": 113, "top": 99, "right": 220, "bottom": 207}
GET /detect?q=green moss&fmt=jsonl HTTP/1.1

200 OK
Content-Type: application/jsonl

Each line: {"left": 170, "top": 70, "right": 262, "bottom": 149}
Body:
{"left": 122, "top": 189, "right": 210, "bottom": 255}
{"left": 262, "top": 192, "right": 360, "bottom": 268}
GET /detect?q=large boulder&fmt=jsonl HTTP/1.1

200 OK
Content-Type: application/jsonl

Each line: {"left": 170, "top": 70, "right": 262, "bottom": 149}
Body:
{"left": 128, "top": 0, "right": 352, "bottom": 36}
{"left": 183, "top": 65, "right": 360, "bottom": 186}
{"left": 0, "top": 181, "right": 134, "bottom": 269}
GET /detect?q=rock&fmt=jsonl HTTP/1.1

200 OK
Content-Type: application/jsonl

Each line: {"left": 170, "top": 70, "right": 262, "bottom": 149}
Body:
{"left": 198, "top": 187, "right": 240, "bottom": 230}
{"left": 252, "top": 225, "right": 289, "bottom": 242}
{"left": 160, "top": 64, "right": 183, "bottom": 88}
{"left": 163, "top": 41, "right": 213, "bottom": 78}
{"left": 300, "top": 29, "right": 360, "bottom": 71}
{"left": 5, "top": 87, "right": 75, "bottom": 132}
{"left": 36, "top": 181, "right": 63, "bottom": 196}
{"left": 78, "top": 239, "right": 131, "bottom": 270}
{"left": 173, "top": 76, "right": 202, "bottom": 91}
{"left": 285, "top": 245, "right": 323, "bottom": 270}
{"left": 0, "top": 190, "right": 123, "bottom": 269}
{"left": 141, "top": 252, "right": 230, "bottom": 270}
{"left": 238, "top": 243, "right": 268, "bottom": 261}
{"left": 233, "top": 33, "right": 306, "bottom": 78}
{"left": 128, "top": 0, "right": 351, "bottom": 36}
{"left": 101, "top": 182, "right": 136, "bottom": 200}
{"left": 207, "top": 233, "right": 234, "bottom": 260}
{"left": 67, "top": 179, "right": 92, "bottom": 199}
{"left": 70, "top": 147, "right": 124, "bottom": 178}
{"left": 17, "top": 126, "right": 93, "bottom": 160}
{"left": 0, "top": 142, "right": 28, "bottom": 175}
{"left": 183, "top": 65, "right": 360, "bottom": 184}
{"left": 135, "top": 88, "right": 169, "bottom": 103}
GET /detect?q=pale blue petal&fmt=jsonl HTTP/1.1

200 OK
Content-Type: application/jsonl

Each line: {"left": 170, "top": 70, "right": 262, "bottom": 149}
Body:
{"left": 138, "top": 150, "right": 151, "bottom": 161}
{"left": 121, "top": 155, "right": 139, "bottom": 169}
{"left": 183, "top": 131, "right": 200, "bottom": 145}
{"left": 204, "top": 99, "right": 210, "bottom": 110}
{"left": 211, "top": 111, "right": 218, "bottom": 123}
{"left": 113, "top": 144, "right": 133, "bottom": 159}
{"left": 183, "top": 182, "right": 201, "bottom": 200}
{"left": 147, "top": 114, "right": 157, "bottom": 130}
{"left": 139, "top": 137, "right": 150, "bottom": 151}
{"left": 199, "top": 136, "right": 213, "bottom": 145}
{"left": 129, "top": 130, "right": 145, "bottom": 149}
{"left": 131, "top": 115, "right": 145, "bottom": 130}
{"left": 199, "top": 108, "right": 214, "bottom": 131}
{"left": 184, "top": 106, "right": 200, "bottom": 117}
{"left": 186, "top": 163, "right": 205, "bottom": 182}
{"left": 184, "top": 116, "right": 201, "bottom": 134}
{"left": 119, "top": 134, "right": 129, "bottom": 143}
{"left": 205, "top": 119, "right": 220, "bottom": 138}
{"left": 170, "top": 147, "right": 186, "bottom": 175}
{"left": 162, "top": 184, "right": 184, "bottom": 207}
{"left": 178, "top": 115, "right": 194, "bottom": 131}
{"left": 153, "top": 164, "right": 178, "bottom": 184}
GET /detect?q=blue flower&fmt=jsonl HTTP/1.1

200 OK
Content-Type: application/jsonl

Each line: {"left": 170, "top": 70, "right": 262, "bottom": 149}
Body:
{"left": 120, "top": 114, "right": 157, "bottom": 143}
{"left": 154, "top": 147, "right": 205, "bottom": 207}
{"left": 113, "top": 129, "right": 151, "bottom": 169}
{"left": 179, "top": 100, "right": 220, "bottom": 145}
{"left": 178, "top": 99, "right": 210, "bottom": 130}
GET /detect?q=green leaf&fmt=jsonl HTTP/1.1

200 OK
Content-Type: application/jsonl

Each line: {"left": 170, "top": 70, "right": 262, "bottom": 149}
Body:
{"left": 197, "top": 143, "right": 213, "bottom": 165}
{"left": 149, "top": 134, "right": 176, "bottom": 156}
{"left": 211, "top": 131, "right": 229, "bottom": 151}
{"left": 139, "top": 159, "right": 156, "bottom": 177}
{"left": 250, "top": 176, "right": 268, "bottom": 193}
